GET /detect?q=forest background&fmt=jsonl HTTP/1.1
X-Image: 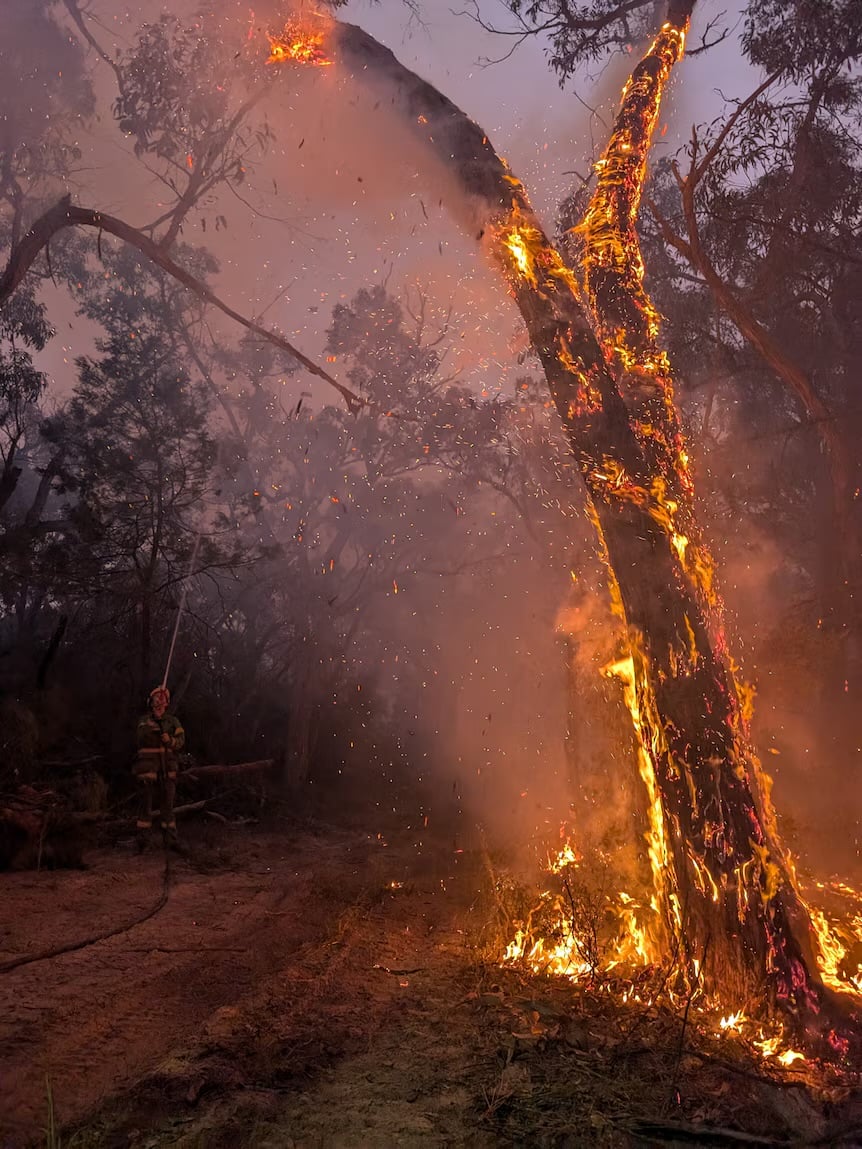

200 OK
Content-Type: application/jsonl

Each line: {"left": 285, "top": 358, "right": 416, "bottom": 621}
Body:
{"left": 1, "top": 0, "right": 860, "bottom": 872}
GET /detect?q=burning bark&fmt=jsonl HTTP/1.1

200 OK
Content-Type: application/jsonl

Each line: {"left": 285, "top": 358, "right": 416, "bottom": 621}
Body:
{"left": 576, "top": 16, "right": 710, "bottom": 600}
{"left": 266, "top": 16, "right": 862, "bottom": 1043}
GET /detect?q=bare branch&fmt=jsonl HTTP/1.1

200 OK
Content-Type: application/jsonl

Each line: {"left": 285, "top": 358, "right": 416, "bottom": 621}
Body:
{"left": 0, "top": 196, "right": 365, "bottom": 413}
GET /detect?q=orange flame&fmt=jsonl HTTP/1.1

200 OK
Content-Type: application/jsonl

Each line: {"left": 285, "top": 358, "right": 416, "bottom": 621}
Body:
{"left": 503, "top": 839, "right": 659, "bottom": 981}
{"left": 801, "top": 883, "right": 862, "bottom": 999}
{"left": 266, "top": 22, "right": 332, "bottom": 67}
{"left": 577, "top": 21, "right": 686, "bottom": 386}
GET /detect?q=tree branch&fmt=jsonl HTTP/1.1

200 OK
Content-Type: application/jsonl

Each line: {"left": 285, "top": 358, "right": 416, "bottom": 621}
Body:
{"left": 690, "top": 69, "right": 783, "bottom": 187}
{"left": 0, "top": 197, "right": 365, "bottom": 413}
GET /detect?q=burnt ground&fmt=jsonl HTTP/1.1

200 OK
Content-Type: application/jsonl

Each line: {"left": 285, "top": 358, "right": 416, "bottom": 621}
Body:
{"left": 1, "top": 815, "right": 862, "bottom": 1149}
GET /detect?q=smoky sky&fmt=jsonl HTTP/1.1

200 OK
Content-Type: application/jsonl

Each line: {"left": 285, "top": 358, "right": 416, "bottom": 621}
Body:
{"left": 14, "top": 0, "right": 858, "bottom": 876}
{"left": 37, "top": 0, "right": 754, "bottom": 395}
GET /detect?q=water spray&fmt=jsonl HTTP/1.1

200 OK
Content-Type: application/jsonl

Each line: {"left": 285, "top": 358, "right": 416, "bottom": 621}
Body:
{"left": 161, "top": 529, "right": 203, "bottom": 690}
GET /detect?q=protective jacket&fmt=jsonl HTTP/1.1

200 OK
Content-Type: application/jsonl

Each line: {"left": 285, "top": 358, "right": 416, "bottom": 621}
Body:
{"left": 134, "top": 712, "right": 185, "bottom": 780}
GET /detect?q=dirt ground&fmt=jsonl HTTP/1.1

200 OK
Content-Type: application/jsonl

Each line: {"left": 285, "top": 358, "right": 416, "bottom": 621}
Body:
{"left": 2, "top": 814, "right": 862, "bottom": 1148}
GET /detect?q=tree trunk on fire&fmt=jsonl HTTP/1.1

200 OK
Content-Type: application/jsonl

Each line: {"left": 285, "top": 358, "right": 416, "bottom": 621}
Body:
{"left": 329, "top": 18, "right": 851, "bottom": 1032}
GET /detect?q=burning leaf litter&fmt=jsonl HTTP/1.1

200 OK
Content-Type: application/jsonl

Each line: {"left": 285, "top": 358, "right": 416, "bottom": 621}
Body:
{"left": 503, "top": 833, "right": 862, "bottom": 1068}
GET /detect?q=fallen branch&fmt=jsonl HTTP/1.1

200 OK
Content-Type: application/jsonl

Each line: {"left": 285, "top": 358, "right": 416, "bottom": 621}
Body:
{"left": 204, "top": 810, "right": 258, "bottom": 826}
{"left": 168, "top": 799, "right": 211, "bottom": 817}
{"left": 373, "top": 964, "right": 424, "bottom": 975}
{"left": 71, "top": 798, "right": 211, "bottom": 824}
{"left": 39, "top": 755, "right": 105, "bottom": 769}
{"left": 628, "top": 1119, "right": 780, "bottom": 1145}
{"left": 119, "top": 945, "right": 247, "bottom": 954}
{"left": 183, "top": 759, "right": 275, "bottom": 780}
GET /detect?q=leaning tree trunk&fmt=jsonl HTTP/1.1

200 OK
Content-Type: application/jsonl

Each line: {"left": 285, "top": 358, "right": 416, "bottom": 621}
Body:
{"left": 314, "top": 17, "right": 858, "bottom": 1030}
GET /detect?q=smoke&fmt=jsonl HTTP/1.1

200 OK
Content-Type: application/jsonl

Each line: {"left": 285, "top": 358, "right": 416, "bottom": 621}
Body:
{"left": 692, "top": 410, "right": 862, "bottom": 883}
{"left": 14, "top": 0, "right": 856, "bottom": 890}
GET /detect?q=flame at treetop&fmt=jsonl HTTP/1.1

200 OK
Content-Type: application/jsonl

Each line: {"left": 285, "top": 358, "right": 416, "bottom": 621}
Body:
{"left": 267, "top": 21, "right": 332, "bottom": 67}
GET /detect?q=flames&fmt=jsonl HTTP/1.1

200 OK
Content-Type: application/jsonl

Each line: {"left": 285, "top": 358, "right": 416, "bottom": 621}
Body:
{"left": 604, "top": 652, "right": 681, "bottom": 939}
{"left": 496, "top": 41, "right": 862, "bottom": 1016}
{"left": 266, "top": 21, "right": 332, "bottom": 67}
{"left": 576, "top": 19, "right": 720, "bottom": 615}
{"left": 496, "top": 3, "right": 842, "bottom": 1027}
{"left": 804, "top": 883, "right": 862, "bottom": 997}
{"left": 577, "top": 21, "right": 686, "bottom": 382}
{"left": 503, "top": 839, "right": 659, "bottom": 981}
{"left": 258, "top": 9, "right": 862, "bottom": 1051}
{"left": 717, "top": 1013, "right": 806, "bottom": 1066}
{"left": 502, "top": 836, "right": 816, "bottom": 1068}
{"left": 503, "top": 639, "right": 862, "bottom": 1060}
{"left": 501, "top": 220, "right": 540, "bottom": 289}
{"left": 496, "top": 199, "right": 581, "bottom": 300}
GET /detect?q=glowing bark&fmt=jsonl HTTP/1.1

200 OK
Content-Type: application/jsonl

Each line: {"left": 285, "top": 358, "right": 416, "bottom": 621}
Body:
{"left": 578, "top": 22, "right": 695, "bottom": 548}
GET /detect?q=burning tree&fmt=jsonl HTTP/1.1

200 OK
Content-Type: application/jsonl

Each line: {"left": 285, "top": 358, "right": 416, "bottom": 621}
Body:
{"left": 260, "top": 10, "right": 861, "bottom": 1046}
{"left": 0, "top": 1, "right": 859, "bottom": 1052}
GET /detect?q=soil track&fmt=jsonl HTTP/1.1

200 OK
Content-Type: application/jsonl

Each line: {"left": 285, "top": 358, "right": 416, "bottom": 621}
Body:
{"left": 1, "top": 821, "right": 468, "bottom": 1146}
{"left": 2, "top": 818, "right": 862, "bottom": 1148}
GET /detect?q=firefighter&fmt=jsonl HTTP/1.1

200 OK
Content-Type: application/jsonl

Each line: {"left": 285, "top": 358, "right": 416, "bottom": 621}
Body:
{"left": 134, "top": 685, "right": 185, "bottom": 851}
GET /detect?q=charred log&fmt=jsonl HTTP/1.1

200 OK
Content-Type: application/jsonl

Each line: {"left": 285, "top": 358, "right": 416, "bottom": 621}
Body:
{"left": 0, "top": 788, "right": 87, "bottom": 871}
{"left": 183, "top": 759, "right": 275, "bottom": 780}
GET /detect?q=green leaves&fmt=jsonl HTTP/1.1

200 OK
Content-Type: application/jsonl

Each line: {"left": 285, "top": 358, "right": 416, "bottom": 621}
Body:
{"left": 742, "top": 0, "right": 862, "bottom": 79}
